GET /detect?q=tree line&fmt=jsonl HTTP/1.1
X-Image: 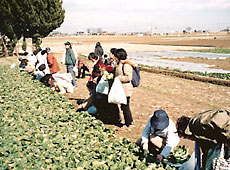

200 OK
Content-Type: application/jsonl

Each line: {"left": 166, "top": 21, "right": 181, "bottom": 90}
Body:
{"left": 0, "top": 0, "right": 65, "bottom": 57}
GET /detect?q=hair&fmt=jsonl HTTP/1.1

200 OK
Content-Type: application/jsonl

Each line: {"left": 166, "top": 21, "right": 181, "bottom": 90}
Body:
{"left": 86, "top": 81, "right": 96, "bottom": 91}
{"left": 46, "top": 47, "right": 51, "bottom": 53}
{"left": 96, "top": 42, "right": 101, "bottom": 46}
{"left": 40, "top": 74, "right": 54, "bottom": 87}
{"left": 41, "top": 50, "right": 47, "bottom": 55}
{"left": 88, "top": 52, "right": 98, "bottom": 60}
{"left": 110, "top": 48, "right": 117, "bottom": 55}
{"left": 114, "top": 48, "right": 127, "bottom": 61}
{"left": 176, "top": 116, "right": 191, "bottom": 137}
{"left": 19, "top": 59, "right": 28, "bottom": 68}
{"left": 38, "top": 64, "right": 46, "bottom": 71}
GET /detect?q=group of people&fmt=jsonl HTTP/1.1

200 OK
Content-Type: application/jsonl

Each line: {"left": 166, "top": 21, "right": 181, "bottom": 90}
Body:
{"left": 19, "top": 41, "right": 81, "bottom": 94}
{"left": 78, "top": 46, "right": 136, "bottom": 128}
{"left": 87, "top": 44, "right": 230, "bottom": 170}
{"left": 18, "top": 41, "right": 229, "bottom": 169}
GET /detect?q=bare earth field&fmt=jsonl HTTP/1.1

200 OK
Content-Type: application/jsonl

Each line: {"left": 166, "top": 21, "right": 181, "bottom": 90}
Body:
{"left": 1, "top": 34, "right": 230, "bottom": 154}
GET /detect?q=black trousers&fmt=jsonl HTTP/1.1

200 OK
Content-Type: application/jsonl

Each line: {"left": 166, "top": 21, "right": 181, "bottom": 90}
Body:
{"left": 121, "top": 97, "right": 133, "bottom": 127}
{"left": 78, "top": 65, "right": 89, "bottom": 78}
{"left": 94, "top": 93, "right": 121, "bottom": 125}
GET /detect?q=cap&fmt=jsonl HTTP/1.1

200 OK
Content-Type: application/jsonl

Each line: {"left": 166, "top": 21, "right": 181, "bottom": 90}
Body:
{"left": 64, "top": 41, "right": 71, "bottom": 45}
{"left": 151, "top": 110, "right": 169, "bottom": 130}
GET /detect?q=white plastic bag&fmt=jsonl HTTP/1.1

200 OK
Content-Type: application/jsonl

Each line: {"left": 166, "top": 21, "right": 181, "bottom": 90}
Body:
{"left": 108, "top": 77, "right": 127, "bottom": 104}
{"left": 96, "top": 76, "right": 109, "bottom": 95}
{"left": 73, "top": 66, "right": 78, "bottom": 73}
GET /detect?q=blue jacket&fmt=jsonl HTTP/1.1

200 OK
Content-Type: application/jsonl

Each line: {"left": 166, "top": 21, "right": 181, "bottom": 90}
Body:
{"left": 142, "top": 115, "right": 180, "bottom": 158}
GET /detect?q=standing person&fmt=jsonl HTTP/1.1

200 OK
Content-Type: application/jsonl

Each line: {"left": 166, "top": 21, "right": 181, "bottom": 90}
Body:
{"left": 94, "top": 42, "right": 104, "bottom": 59}
{"left": 62, "top": 41, "right": 77, "bottom": 87}
{"left": 114, "top": 48, "right": 133, "bottom": 127}
{"left": 108, "top": 48, "right": 117, "bottom": 67}
{"left": 46, "top": 47, "right": 60, "bottom": 74}
{"left": 136, "top": 110, "right": 180, "bottom": 161}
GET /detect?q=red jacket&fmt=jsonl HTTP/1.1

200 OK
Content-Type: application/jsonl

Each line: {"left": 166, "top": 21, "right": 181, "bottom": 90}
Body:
{"left": 47, "top": 53, "right": 60, "bottom": 74}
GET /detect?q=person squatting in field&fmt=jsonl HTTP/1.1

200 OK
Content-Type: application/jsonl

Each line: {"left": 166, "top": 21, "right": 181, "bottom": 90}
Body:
{"left": 136, "top": 110, "right": 180, "bottom": 161}
{"left": 77, "top": 58, "right": 89, "bottom": 79}
{"left": 77, "top": 81, "right": 122, "bottom": 127}
{"left": 46, "top": 47, "right": 60, "bottom": 74}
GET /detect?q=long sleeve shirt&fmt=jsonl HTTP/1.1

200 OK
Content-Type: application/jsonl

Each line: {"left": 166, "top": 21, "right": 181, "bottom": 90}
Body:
{"left": 141, "top": 115, "right": 180, "bottom": 158}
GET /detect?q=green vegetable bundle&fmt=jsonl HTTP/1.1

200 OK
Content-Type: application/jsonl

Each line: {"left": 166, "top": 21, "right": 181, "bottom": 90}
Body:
{"left": 167, "top": 145, "right": 190, "bottom": 164}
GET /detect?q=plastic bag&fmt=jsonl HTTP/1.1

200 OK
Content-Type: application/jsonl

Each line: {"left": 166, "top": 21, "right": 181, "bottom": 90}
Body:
{"left": 108, "top": 77, "right": 127, "bottom": 104}
{"left": 96, "top": 76, "right": 109, "bottom": 95}
{"left": 73, "top": 66, "right": 78, "bottom": 73}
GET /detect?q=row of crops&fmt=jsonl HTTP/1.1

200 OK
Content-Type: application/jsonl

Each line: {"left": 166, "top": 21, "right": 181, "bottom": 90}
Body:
{"left": 139, "top": 64, "right": 230, "bottom": 80}
{"left": 0, "top": 66, "right": 188, "bottom": 169}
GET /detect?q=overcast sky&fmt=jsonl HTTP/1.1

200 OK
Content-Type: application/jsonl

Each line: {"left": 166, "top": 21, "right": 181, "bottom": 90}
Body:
{"left": 56, "top": 0, "right": 230, "bottom": 33}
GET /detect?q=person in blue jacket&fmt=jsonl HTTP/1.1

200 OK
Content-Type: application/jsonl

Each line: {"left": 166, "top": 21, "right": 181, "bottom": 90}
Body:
{"left": 136, "top": 110, "right": 180, "bottom": 161}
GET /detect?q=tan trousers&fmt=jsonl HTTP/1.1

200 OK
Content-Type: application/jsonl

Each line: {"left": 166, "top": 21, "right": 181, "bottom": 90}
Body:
{"left": 136, "top": 134, "right": 166, "bottom": 155}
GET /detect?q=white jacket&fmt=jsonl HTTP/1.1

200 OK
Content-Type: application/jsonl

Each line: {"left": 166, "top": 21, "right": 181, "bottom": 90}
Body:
{"left": 141, "top": 115, "right": 180, "bottom": 158}
{"left": 53, "top": 73, "right": 74, "bottom": 93}
{"left": 36, "top": 50, "right": 50, "bottom": 74}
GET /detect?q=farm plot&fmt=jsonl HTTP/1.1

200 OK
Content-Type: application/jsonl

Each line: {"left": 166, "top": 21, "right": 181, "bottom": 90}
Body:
{"left": 0, "top": 66, "right": 190, "bottom": 169}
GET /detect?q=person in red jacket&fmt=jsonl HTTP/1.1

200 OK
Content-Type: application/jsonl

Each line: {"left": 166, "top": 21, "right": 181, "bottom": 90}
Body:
{"left": 88, "top": 52, "right": 104, "bottom": 79}
{"left": 88, "top": 52, "right": 114, "bottom": 82}
{"left": 46, "top": 47, "right": 60, "bottom": 74}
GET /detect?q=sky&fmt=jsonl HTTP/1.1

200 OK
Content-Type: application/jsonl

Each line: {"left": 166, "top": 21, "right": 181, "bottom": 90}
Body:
{"left": 56, "top": 0, "right": 230, "bottom": 33}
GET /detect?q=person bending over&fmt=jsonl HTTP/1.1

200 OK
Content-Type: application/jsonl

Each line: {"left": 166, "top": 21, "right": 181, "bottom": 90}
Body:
{"left": 136, "top": 110, "right": 180, "bottom": 161}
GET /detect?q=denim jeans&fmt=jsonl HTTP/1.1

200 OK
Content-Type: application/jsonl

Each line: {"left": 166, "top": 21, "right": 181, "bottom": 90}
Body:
{"left": 66, "top": 65, "right": 76, "bottom": 86}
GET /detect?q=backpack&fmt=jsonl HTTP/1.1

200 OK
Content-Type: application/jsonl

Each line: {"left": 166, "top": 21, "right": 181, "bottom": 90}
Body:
{"left": 186, "top": 110, "right": 230, "bottom": 145}
{"left": 122, "top": 64, "right": 140, "bottom": 87}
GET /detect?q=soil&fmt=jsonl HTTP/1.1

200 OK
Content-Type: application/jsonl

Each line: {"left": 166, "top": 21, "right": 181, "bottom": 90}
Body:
{"left": 1, "top": 34, "right": 230, "bottom": 154}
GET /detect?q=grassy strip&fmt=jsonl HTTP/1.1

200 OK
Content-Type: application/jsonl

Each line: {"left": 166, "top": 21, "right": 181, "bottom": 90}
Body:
{"left": 0, "top": 66, "right": 178, "bottom": 170}
{"left": 185, "top": 48, "right": 230, "bottom": 54}
{"left": 139, "top": 64, "right": 230, "bottom": 80}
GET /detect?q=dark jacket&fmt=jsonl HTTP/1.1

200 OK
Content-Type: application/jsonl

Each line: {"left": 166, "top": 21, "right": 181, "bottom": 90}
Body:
{"left": 65, "top": 48, "right": 76, "bottom": 66}
{"left": 94, "top": 45, "right": 104, "bottom": 58}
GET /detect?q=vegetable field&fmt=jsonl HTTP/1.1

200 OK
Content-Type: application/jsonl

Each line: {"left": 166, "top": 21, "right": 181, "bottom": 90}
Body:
{"left": 0, "top": 66, "right": 188, "bottom": 169}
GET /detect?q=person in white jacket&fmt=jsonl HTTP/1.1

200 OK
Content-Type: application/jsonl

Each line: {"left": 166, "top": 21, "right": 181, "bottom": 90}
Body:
{"left": 136, "top": 110, "right": 180, "bottom": 161}
{"left": 52, "top": 73, "right": 74, "bottom": 94}
{"left": 36, "top": 49, "right": 50, "bottom": 75}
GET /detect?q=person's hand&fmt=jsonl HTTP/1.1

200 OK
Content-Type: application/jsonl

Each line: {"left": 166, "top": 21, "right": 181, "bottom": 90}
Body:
{"left": 142, "top": 142, "right": 148, "bottom": 151}
{"left": 156, "top": 154, "right": 164, "bottom": 161}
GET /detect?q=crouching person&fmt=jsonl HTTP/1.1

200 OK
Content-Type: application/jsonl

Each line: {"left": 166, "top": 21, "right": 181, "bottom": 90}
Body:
{"left": 52, "top": 73, "right": 74, "bottom": 94}
{"left": 136, "top": 110, "right": 180, "bottom": 161}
